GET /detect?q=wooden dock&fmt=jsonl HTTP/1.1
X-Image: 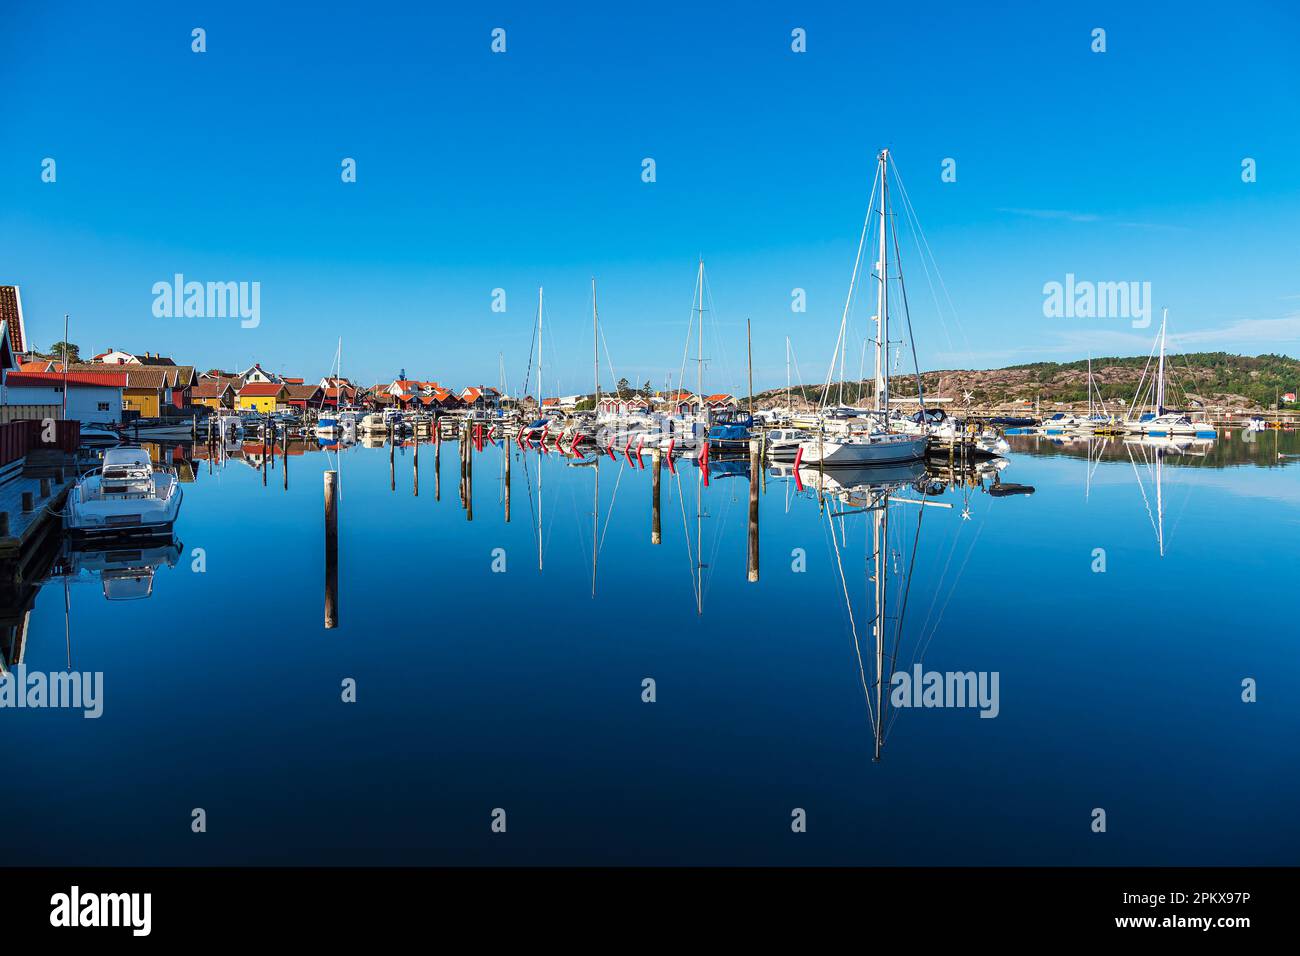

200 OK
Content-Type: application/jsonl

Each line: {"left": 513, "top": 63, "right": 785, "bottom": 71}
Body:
{"left": 0, "top": 472, "right": 74, "bottom": 589}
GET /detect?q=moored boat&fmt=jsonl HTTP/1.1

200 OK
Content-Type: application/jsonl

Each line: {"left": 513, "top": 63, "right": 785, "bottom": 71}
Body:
{"left": 65, "top": 447, "right": 183, "bottom": 538}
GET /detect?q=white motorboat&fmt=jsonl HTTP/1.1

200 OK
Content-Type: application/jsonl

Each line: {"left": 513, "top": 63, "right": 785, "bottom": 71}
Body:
{"left": 359, "top": 412, "right": 388, "bottom": 433}
{"left": 65, "top": 447, "right": 183, "bottom": 538}
{"left": 78, "top": 424, "right": 121, "bottom": 447}
{"left": 765, "top": 428, "right": 812, "bottom": 460}
{"left": 123, "top": 418, "right": 195, "bottom": 440}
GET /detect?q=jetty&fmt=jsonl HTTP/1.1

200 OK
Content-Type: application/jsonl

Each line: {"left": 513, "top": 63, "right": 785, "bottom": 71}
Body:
{"left": 0, "top": 420, "right": 80, "bottom": 592}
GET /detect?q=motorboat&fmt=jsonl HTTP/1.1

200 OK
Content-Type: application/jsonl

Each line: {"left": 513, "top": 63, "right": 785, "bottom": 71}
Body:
{"left": 78, "top": 424, "right": 121, "bottom": 447}
{"left": 706, "top": 410, "right": 754, "bottom": 448}
{"left": 122, "top": 417, "right": 195, "bottom": 440}
{"left": 359, "top": 412, "right": 388, "bottom": 433}
{"left": 765, "top": 428, "right": 812, "bottom": 460}
{"left": 65, "top": 446, "right": 183, "bottom": 538}
{"left": 211, "top": 412, "right": 244, "bottom": 442}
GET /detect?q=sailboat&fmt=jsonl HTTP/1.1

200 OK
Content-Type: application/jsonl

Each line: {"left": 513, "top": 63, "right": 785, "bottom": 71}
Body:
{"left": 798, "top": 150, "right": 929, "bottom": 467}
{"left": 1123, "top": 309, "right": 1217, "bottom": 438}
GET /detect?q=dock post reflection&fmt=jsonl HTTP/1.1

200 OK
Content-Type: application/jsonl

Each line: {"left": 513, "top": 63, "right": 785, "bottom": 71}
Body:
{"left": 651, "top": 448, "right": 662, "bottom": 544}
{"left": 413, "top": 427, "right": 419, "bottom": 497}
{"left": 458, "top": 426, "right": 467, "bottom": 508}
{"left": 324, "top": 469, "right": 338, "bottom": 629}
{"left": 747, "top": 437, "right": 759, "bottom": 582}
{"left": 434, "top": 423, "right": 441, "bottom": 501}
{"left": 465, "top": 424, "right": 474, "bottom": 522}
{"left": 389, "top": 421, "right": 395, "bottom": 492}
{"left": 504, "top": 438, "right": 511, "bottom": 522}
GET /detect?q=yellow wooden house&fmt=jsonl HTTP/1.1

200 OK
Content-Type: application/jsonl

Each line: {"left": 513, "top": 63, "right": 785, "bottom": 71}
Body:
{"left": 237, "top": 382, "right": 289, "bottom": 413}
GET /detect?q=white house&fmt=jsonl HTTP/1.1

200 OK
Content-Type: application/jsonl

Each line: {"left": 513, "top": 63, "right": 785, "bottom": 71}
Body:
{"left": 92, "top": 348, "right": 139, "bottom": 365}
{"left": 238, "top": 363, "right": 280, "bottom": 384}
{"left": 1, "top": 370, "right": 127, "bottom": 423}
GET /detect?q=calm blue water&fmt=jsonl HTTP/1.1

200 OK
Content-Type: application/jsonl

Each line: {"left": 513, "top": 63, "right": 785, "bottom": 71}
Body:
{"left": 3, "top": 429, "right": 1298, "bottom": 865}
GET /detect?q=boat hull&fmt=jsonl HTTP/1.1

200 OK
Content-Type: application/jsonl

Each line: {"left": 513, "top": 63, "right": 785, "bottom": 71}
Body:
{"left": 798, "top": 434, "right": 928, "bottom": 466}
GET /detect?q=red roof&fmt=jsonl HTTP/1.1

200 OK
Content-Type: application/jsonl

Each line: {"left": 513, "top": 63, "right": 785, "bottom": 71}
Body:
{"left": 5, "top": 370, "right": 128, "bottom": 387}
{"left": 192, "top": 381, "right": 234, "bottom": 398}
{"left": 238, "top": 382, "right": 286, "bottom": 397}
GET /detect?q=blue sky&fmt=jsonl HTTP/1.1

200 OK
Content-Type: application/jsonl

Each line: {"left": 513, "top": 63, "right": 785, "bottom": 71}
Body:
{"left": 3, "top": 0, "right": 1298, "bottom": 394}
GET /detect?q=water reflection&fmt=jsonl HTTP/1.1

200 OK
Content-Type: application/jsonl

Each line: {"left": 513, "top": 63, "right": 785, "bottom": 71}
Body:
{"left": 52, "top": 537, "right": 184, "bottom": 601}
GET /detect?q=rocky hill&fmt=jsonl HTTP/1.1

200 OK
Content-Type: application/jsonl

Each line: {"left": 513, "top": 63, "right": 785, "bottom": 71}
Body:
{"left": 750, "top": 352, "right": 1300, "bottom": 413}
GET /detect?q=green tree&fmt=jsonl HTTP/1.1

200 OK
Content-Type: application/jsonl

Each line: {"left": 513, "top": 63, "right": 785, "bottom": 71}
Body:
{"left": 50, "top": 341, "right": 80, "bottom": 362}
{"left": 617, "top": 376, "right": 629, "bottom": 397}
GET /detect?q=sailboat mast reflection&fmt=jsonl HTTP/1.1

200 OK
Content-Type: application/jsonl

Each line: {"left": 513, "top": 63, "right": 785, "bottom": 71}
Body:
{"left": 815, "top": 462, "right": 948, "bottom": 761}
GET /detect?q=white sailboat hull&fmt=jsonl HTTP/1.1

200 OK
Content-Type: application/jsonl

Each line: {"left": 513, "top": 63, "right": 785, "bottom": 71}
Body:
{"left": 798, "top": 433, "right": 928, "bottom": 466}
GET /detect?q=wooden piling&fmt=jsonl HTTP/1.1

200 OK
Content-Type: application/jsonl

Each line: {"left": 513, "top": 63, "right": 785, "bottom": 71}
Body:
{"left": 504, "top": 438, "right": 511, "bottom": 523}
{"left": 22, "top": 491, "right": 33, "bottom": 513}
{"left": 324, "top": 470, "right": 338, "bottom": 629}
{"left": 651, "top": 448, "right": 662, "bottom": 545}
{"left": 39, "top": 477, "right": 50, "bottom": 498}
{"left": 413, "top": 427, "right": 419, "bottom": 497}
{"left": 747, "top": 438, "right": 760, "bottom": 582}
{"left": 0, "top": 512, "right": 8, "bottom": 536}
{"left": 465, "top": 424, "right": 474, "bottom": 522}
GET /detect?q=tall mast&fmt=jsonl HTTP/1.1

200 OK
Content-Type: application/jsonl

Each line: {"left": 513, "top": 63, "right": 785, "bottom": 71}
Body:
{"left": 785, "top": 336, "right": 791, "bottom": 414}
{"left": 538, "top": 286, "right": 544, "bottom": 413}
{"left": 874, "top": 150, "right": 890, "bottom": 417}
{"left": 696, "top": 259, "right": 704, "bottom": 417}
{"left": 1155, "top": 308, "right": 1167, "bottom": 414}
{"left": 592, "top": 277, "right": 600, "bottom": 410}
{"left": 1156, "top": 448, "right": 1165, "bottom": 556}
{"left": 746, "top": 316, "right": 753, "bottom": 419}
{"left": 1087, "top": 353, "right": 1093, "bottom": 418}
{"left": 872, "top": 498, "right": 888, "bottom": 761}
{"left": 695, "top": 260, "right": 705, "bottom": 615}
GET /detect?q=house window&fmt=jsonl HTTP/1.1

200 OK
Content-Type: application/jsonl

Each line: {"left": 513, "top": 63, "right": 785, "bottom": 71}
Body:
{"left": 97, "top": 402, "right": 110, "bottom": 411}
